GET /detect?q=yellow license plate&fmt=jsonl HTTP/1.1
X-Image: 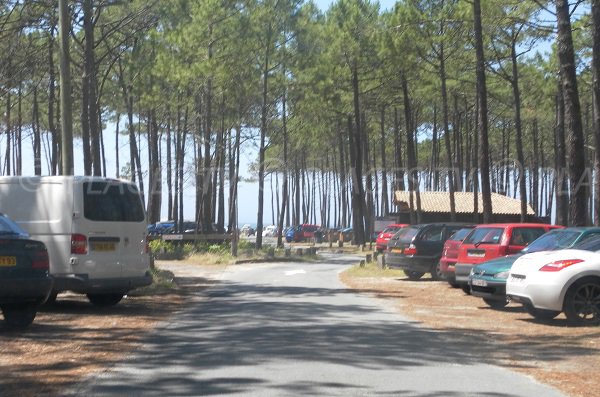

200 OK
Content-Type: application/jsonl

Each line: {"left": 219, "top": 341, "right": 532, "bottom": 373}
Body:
{"left": 92, "top": 242, "right": 116, "bottom": 251}
{"left": 391, "top": 248, "right": 403, "bottom": 254}
{"left": 0, "top": 256, "right": 17, "bottom": 266}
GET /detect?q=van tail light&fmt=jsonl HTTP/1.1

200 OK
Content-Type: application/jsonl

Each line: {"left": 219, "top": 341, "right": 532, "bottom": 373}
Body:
{"left": 144, "top": 237, "right": 150, "bottom": 254}
{"left": 539, "top": 259, "right": 584, "bottom": 272}
{"left": 404, "top": 244, "right": 417, "bottom": 256}
{"left": 71, "top": 234, "right": 88, "bottom": 255}
{"left": 31, "top": 250, "right": 50, "bottom": 270}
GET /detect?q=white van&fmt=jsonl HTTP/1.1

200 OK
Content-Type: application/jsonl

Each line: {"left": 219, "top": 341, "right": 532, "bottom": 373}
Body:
{"left": 0, "top": 176, "right": 152, "bottom": 306}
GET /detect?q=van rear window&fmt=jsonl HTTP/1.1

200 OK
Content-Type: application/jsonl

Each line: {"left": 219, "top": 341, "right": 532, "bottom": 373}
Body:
{"left": 83, "top": 182, "right": 145, "bottom": 222}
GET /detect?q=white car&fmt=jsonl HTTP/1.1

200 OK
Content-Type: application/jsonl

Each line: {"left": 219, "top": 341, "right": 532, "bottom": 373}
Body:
{"left": 506, "top": 238, "right": 600, "bottom": 325}
{"left": 262, "top": 225, "right": 277, "bottom": 237}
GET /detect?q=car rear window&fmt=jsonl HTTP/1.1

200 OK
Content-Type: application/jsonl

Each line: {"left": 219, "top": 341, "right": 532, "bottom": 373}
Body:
{"left": 509, "top": 227, "right": 546, "bottom": 245}
{"left": 83, "top": 182, "right": 145, "bottom": 222}
{"left": 382, "top": 225, "right": 402, "bottom": 234}
{"left": 463, "top": 227, "right": 504, "bottom": 245}
{"left": 393, "top": 227, "right": 420, "bottom": 242}
{"left": 448, "top": 227, "right": 473, "bottom": 242}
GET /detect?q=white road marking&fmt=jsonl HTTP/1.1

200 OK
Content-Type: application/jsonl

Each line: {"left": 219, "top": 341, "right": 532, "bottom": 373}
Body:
{"left": 284, "top": 269, "right": 306, "bottom": 276}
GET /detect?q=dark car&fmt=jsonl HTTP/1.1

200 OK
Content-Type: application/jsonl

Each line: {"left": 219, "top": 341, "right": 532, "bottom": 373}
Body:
{"left": 0, "top": 213, "right": 53, "bottom": 328}
{"left": 386, "top": 223, "right": 473, "bottom": 280}
{"left": 147, "top": 221, "right": 175, "bottom": 236}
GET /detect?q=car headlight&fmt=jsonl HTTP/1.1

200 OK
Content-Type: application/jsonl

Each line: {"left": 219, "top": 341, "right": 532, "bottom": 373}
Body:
{"left": 469, "top": 267, "right": 475, "bottom": 276}
{"left": 494, "top": 271, "right": 509, "bottom": 279}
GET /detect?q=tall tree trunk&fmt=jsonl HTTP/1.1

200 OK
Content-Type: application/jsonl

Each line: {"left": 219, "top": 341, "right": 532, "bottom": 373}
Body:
{"left": 58, "top": 0, "right": 73, "bottom": 175}
{"left": 439, "top": 42, "right": 457, "bottom": 220}
{"left": 179, "top": 106, "right": 188, "bottom": 229}
{"left": 430, "top": 105, "right": 438, "bottom": 190}
{"left": 393, "top": 107, "right": 405, "bottom": 191}
{"left": 556, "top": 0, "right": 588, "bottom": 225}
{"left": 592, "top": 0, "right": 600, "bottom": 225}
{"left": 166, "top": 117, "right": 173, "bottom": 220}
{"left": 256, "top": 26, "right": 272, "bottom": 249}
{"left": 230, "top": 123, "right": 241, "bottom": 256}
{"left": 147, "top": 111, "right": 161, "bottom": 224}
{"left": 380, "top": 107, "right": 389, "bottom": 215}
{"left": 47, "top": 25, "right": 59, "bottom": 175}
{"left": 402, "top": 75, "right": 417, "bottom": 224}
{"left": 532, "top": 119, "right": 540, "bottom": 215}
{"left": 474, "top": 0, "right": 493, "bottom": 222}
{"left": 217, "top": 96, "right": 226, "bottom": 230}
{"left": 202, "top": 67, "right": 214, "bottom": 228}
{"left": 472, "top": 98, "right": 480, "bottom": 223}
{"left": 33, "top": 86, "right": 42, "bottom": 176}
{"left": 85, "top": 0, "right": 101, "bottom": 176}
{"left": 294, "top": 160, "right": 300, "bottom": 225}
{"left": 351, "top": 63, "right": 367, "bottom": 244}
{"left": 4, "top": 91, "right": 10, "bottom": 176}
{"left": 338, "top": 125, "right": 348, "bottom": 227}
{"left": 277, "top": 87, "right": 289, "bottom": 248}
{"left": 508, "top": 36, "right": 528, "bottom": 221}
{"left": 555, "top": 82, "right": 569, "bottom": 225}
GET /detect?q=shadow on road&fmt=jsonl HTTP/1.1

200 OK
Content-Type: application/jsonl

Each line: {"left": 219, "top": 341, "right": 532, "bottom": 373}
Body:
{"left": 67, "top": 265, "right": 593, "bottom": 397}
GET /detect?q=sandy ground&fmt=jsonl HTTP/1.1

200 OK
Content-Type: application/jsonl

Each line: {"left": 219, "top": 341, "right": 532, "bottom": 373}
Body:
{"left": 339, "top": 272, "right": 600, "bottom": 397}
{"left": 1, "top": 259, "right": 597, "bottom": 397}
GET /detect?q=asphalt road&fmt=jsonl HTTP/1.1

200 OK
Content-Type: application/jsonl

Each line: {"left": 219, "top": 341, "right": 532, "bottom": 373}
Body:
{"left": 69, "top": 253, "right": 566, "bottom": 397}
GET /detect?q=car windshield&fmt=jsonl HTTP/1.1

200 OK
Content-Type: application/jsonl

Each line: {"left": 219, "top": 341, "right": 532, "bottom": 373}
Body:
{"left": 522, "top": 230, "right": 581, "bottom": 253}
{"left": 573, "top": 235, "right": 600, "bottom": 251}
{"left": 448, "top": 227, "right": 473, "bottom": 242}
{"left": 392, "top": 227, "right": 420, "bottom": 242}
{"left": 463, "top": 227, "right": 504, "bottom": 245}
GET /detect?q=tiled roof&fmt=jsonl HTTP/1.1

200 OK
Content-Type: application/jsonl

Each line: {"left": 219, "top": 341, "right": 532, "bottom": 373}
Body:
{"left": 393, "top": 191, "right": 535, "bottom": 215}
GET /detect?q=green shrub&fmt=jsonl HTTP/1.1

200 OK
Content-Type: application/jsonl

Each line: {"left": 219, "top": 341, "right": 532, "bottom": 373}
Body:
{"left": 149, "top": 240, "right": 196, "bottom": 260}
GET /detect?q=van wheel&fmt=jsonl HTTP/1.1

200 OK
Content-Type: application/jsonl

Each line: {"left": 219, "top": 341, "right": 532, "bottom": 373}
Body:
{"left": 2, "top": 304, "right": 37, "bottom": 329}
{"left": 87, "top": 293, "right": 124, "bottom": 307}
{"left": 461, "top": 284, "right": 471, "bottom": 295}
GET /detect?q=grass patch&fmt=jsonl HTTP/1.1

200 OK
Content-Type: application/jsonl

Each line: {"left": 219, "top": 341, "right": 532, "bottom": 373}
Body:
{"left": 343, "top": 261, "right": 406, "bottom": 278}
{"left": 186, "top": 252, "right": 235, "bottom": 266}
{"left": 130, "top": 265, "right": 177, "bottom": 295}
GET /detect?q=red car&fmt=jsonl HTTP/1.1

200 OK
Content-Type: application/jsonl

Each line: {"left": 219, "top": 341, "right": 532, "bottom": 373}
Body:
{"left": 454, "top": 223, "right": 564, "bottom": 292}
{"left": 439, "top": 226, "right": 475, "bottom": 287}
{"left": 375, "top": 224, "right": 409, "bottom": 252}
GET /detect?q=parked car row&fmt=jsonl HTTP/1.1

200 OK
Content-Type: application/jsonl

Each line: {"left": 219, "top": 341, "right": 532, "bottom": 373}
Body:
{"left": 148, "top": 221, "right": 226, "bottom": 235}
{"left": 383, "top": 221, "right": 600, "bottom": 326}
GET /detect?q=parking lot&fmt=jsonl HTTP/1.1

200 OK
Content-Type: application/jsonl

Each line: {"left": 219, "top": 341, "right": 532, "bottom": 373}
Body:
{"left": 1, "top": 255, "right": 598, "bottom": 397}
{"left": 340, "top": 270, "right": 600, "bottom": 397}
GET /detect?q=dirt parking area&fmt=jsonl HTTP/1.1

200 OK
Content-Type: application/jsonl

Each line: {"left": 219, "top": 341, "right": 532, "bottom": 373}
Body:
{"left": 2, "top": 258, "right": 597, "bottom": 397}
{"left": 340, "top": 271, "right": 600, "bottom": 397}
{"left": 0, "top": 261, "right": 224, "bottom": 397}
